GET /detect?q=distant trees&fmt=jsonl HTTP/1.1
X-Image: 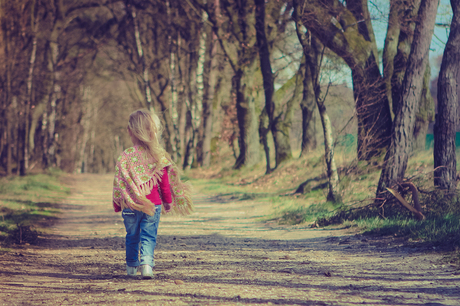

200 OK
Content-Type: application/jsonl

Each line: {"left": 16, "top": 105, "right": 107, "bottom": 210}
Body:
{"left": 1, "top": 0, "right": 459, "bottom": 207}
{"left": 0, "top": 0, "right": 119, "bottom": 175}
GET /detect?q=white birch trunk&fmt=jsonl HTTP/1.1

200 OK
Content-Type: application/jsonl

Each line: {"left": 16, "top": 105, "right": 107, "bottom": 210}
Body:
{"left": 25, "top": 23, "right": 37, "bottom": 172}
{"left": 131, "top": 7, "right": 152, "bottom": 109}
{"left": 317, "top": 99, "right": 341, "bottom": 203}
{"left": 195, "top": 10, "right": 207, "bottom": 129}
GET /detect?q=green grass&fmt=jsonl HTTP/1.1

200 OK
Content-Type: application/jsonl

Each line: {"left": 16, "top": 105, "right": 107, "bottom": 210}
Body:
{"left": 0, "top": 172, "right": 70, "bottom": 245}
{"left": 346, "top": 214, "right": 460, "bottom": 247}
{"left": 189, "top": 147, "right": 460, "bottom": 249}
{"left": 0, "top": 173, "right": 70, "bottom": 196}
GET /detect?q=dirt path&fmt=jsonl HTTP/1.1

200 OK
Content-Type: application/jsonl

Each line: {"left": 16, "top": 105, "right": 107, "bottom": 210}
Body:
{"left": 1, "top": 174, "right": 459, "bottom": 306}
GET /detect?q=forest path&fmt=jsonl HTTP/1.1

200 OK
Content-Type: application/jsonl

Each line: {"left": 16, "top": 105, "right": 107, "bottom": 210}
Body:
{"left": 0, "top": 173, "right": 459, "bottom": 306}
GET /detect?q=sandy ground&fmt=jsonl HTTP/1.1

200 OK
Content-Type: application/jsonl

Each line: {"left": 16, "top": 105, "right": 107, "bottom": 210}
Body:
{"left": 0, "top": 173, "right": 459, "bottom": 306}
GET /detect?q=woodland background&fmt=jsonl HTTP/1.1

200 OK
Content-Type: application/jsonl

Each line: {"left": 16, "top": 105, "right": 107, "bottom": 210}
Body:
{"left": 0, "top": 0, "right": 459, "bottom": 206}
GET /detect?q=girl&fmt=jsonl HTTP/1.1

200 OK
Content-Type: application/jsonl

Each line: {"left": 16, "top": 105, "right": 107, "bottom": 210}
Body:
{"left": 112, "top": 109, "right": 193, "bottom": 278}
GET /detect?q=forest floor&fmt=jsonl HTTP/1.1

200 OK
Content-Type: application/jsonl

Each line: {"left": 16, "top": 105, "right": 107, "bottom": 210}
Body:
{"left": 0, "top": 174, "right": 459, "bottom": 306}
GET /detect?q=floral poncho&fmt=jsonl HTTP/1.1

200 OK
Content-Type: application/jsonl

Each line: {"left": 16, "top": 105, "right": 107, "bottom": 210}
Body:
{"left": 113, "top": 146, "right": 193, "bottom": 216}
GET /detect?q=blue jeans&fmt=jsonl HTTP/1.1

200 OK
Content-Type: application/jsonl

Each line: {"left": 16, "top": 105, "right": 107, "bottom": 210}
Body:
{"left": 122, "top": 205, "right": 162, "bottom": 268}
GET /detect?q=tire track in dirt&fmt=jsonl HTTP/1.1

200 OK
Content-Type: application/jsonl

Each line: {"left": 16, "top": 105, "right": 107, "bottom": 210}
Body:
{"left": 0, "top": 173, "right": 459, "bottom": 306}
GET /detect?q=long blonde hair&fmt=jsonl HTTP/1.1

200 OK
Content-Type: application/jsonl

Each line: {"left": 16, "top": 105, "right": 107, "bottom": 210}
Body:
{"left": 128, "top": 109, "right": 165, "bottom": 162}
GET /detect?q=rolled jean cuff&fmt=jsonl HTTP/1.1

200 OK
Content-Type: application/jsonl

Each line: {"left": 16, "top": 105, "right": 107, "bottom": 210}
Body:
{"left": 140, "top": 255, "right": 154, "bottom": 267}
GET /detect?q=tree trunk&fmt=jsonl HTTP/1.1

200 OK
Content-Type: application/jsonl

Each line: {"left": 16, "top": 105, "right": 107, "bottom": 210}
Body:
{"left": 6, "top": 101, "right": 13, "bottom": 176}
{"left": 383, "top": 0, "right": 405, "bottom": 112}
{"left": 414, "top": 63, "right": 434, "bottom": 151}
{"left": 75, "top": 87, "right": 92, "bottom": 174}
{"left": 434, "top": 0, "right": 460, "bottom": 190}
{"left": 210, "top": 0, "right": 260, "bottom": 169}
{"left": 131, "top": 6, "right": 153, "bottom": 110}
{"left": 299, "top": 0, "right": 393, "bottom": 161}
{"left": 390, "top": 0, "right": 421, "bottom": 115}
{"left": 293, "top": 10, "right": 318, "bottom": 155}
{"left": 255, "top": 0, "right": 276, "bottom": 170}
{"left": 47, "top": 39, "right": 59, "bottom": 168}
{"left": 196, "top": 25, "right": 215, "bottom": 168}
{"left": 272, "top": 65, "right": 303, "bottom": 165}
{"left": 317, "top": 95, "right": 341, "bottom": 203}
{"left": 386, "top": 0, "right": 433, "bottom": 150}
{"left": 45, "top": 0, "right": 65, "bottom": 168}
{"left": 299, "top": 55, "right": 317, "bottom": 155}
{"left": 377, "top": 0, "right": 440, "bottom": 194}
{"left": 24, "top": 19, "right": 38, "bottom": 175}
{"left": 166, "top": 0, "right": 182, "bottom": 163}
{"left": 259, "top": 109, "right": 271, "bottom": 173}
{"left": 233, "top": 61, "right": 260, "bottom": 169}
{"left": 183, "top": 36, "right": 199, "bottom": 170}
{"left": 2, "top": 10, "right": 13, "bottom": 176}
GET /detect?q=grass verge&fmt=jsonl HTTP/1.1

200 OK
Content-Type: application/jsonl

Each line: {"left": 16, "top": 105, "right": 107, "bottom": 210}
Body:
{"left": 0, "top": 170, "right": 70, "bottom": 245}
{"left": 188, "top": 147, "right": 460, "bottom": 249}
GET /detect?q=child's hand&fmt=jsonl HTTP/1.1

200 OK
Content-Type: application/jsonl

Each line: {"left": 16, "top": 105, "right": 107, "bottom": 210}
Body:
{"left": 163, "top": 202, "right": 171, "bottom": 212}
{"left": 113, "top": 202, "right": 121, "bottom": 212}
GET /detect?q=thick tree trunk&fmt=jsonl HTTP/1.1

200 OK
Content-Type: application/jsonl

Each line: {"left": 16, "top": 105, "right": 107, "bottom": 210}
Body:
{"left": 383, "top": 0, "right": 405, "bottom": 111}
{"left": 233, "top": 62, "right": 260, "bottom": 169}
{"left": 390, "top": 0, "right": 421, "bottom": 115}
{"left": 299, "top": 0, "right": 392, "bottom": 161}
{"left": 377, "top": 0, "right": 440, "bottom": 194}
{"left": 255, "top": 0, "right": 276, "bottom": 170}
{"left": 434, "top": 0, "right": 460, "bottom": 190}
{"left": 386, "top": 0, "right": 433, "bottom": 150}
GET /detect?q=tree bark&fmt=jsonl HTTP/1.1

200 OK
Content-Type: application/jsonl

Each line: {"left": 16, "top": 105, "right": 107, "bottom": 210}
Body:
{"left": 317, "top": 94, "right": 341, "bottom": 203}
{"left": 434, "top": 0, "right": 460, "bottom": 190}
{"left": 298, "top": 0, "right": 393, "bottom": 160}
{"left": 377, "top": 0, "right": 440, "bottom": 194}
{"left": 2, "top": 6, "right": 13, "bottom": 175}
{"left": 293, "top": 8, "right": 318, "bottom": 155}
{"left": 24, "top": 9, "right": 38, "bottom": 175}
{"left": 209, "top": 0, "right": 260, "bottom": 169}
{"left": 196, "top": 23, "right": 215, "bottom": 168}
{"left": 414, "top": 63, "right": 434, "bottom": 151}
{"left": 383, "top": 0, "right": 405, "bottom": 112}
{"left": 233, "top": 61, "right": 260, "bottom": 169}
{"left": 255, "top": 0, "right": 276, "bottom": 170}
{"left": 272, "top": 66, "right": 303, "bottom": 165}
{"left": 130, "top": 6, "right": 153, "bottom": 110}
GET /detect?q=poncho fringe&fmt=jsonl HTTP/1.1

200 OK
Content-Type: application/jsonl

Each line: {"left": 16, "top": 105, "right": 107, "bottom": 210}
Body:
{"left": 113, "top": 146, "right": 193, "bottom": 216}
